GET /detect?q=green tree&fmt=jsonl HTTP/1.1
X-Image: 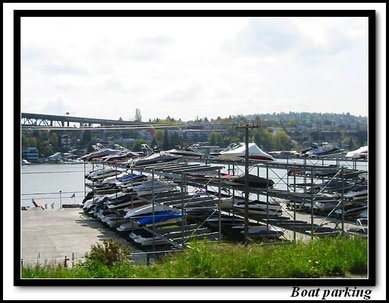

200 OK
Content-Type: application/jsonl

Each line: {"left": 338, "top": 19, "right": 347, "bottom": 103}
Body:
{"left": 154, "top": 129, "right": 164, "bottom": 142}
{"left": 80, "top": 130, "right": 92, "bottom": 149}
{"left": 208, "top": 132, "right": 223, "bottom": 146}
{"left": 135, "top": 108, "right": 142, "bottom": 122}
{"left": 49, "top": 132, "right": 60, "bottom": 150}
{"left": 132, "top": 139, "right": 148, "bottom": 152}
{"left": 169, "top": 132, "right": 183, "bottom": 148}
{"left": 163, "top": 130, "right": 170, "bottom": 150}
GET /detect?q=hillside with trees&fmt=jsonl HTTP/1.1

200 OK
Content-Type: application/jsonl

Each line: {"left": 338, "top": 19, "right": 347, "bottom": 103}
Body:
{"left": 21, "top": 112, "right": 368, "bottom": 158}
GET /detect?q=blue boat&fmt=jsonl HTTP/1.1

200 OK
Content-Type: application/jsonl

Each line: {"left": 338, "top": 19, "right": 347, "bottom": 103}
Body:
{"left": 136, "top": 210, "right": 182, "bottom": 225}
{"left": 116, "top": 173, "right": 147, "bottom": 183}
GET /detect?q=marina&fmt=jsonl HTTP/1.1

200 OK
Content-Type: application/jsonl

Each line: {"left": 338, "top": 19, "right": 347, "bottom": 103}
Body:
{"left": 20, "top": 150, "right": 369, "bottom": 266}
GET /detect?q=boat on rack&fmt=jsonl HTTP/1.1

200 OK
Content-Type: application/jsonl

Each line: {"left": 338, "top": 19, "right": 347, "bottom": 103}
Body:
{"left": 129, "top": 225, "right": 217, "bottom": 247}
{"left": 217, "top": 142, "right": 274, "bottom": 161}
{"left": 101, "top": 172, "right": 148, "bottom": 187}
{"left": 85, "top": 167, "right": 124, "bottom": 182}
{"left": 22, "top": 159, "right": 32, "bottom": 165}
{"left": 124, "top": 203, "right": 172, "bottom": 219}
{"left": 299, "top": 142, "right": 345, "bottom": 158}
{"left": 126, "top": 151, "right": 181, "bottom": 167}
{"left": 101, "top": 151, "right": 141, "bottom": 164}
{"left": 232, "top": 199, "right": 283, "bottom": 217}
{"left": 300, "top": 193, "right": 345, "bottom": 213}
{"left": 332, "top": 205, "right": 368, "bottom": 220}
{"left": 129, "top": 229, "right": 170, "bottom": 247}
{"left": 344, "top": 184, "right": 368, "bottom": 202}
{"left": 345, "top": 145, "right": 368, "bottom": 159}
{"left": 165, "top": 144, "right": 204, "bottom": 159}
{"left": 135, "top": 210, "right": 183, "bottom": 225}
{"left": 229, "top": 224, "right": 284, "bottom": 240}
{"left": 347, "top": 211, "right": 368, "bottom": 234}
{"left": 204, "top": 214, "right": 283, "bottom": 241}
{"left": 80, "top": 143, "right": 127, "bottom": 162}
{"left": 221, "top": 174, "right": 274, "bottom": 189}
{"left": 123, "top": 179, "right": 177, "bottom": 195}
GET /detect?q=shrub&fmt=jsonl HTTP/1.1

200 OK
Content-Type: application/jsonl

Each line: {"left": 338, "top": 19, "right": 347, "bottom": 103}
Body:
{"left": 83, "top": 239, "right": 131, "bottom": 267}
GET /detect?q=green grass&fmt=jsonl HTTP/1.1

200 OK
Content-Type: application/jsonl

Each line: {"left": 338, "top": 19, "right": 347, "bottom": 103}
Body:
{"left": 21, "top": 236, "right": 368, "bottom": 279}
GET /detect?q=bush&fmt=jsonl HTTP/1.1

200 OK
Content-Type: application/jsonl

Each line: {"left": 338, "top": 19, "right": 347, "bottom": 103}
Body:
{"left": 83, "top": 239, "right": 131, "bottom": 267}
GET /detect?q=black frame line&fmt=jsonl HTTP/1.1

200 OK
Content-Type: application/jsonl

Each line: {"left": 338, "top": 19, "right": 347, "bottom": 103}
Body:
{"left": 14, "top": 9, "right": 375, "bottom": 287}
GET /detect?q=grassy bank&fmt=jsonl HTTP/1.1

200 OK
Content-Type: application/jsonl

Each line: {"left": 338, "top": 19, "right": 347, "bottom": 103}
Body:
{"left": 22, "top": 236, "right": 367, "bottom": 279}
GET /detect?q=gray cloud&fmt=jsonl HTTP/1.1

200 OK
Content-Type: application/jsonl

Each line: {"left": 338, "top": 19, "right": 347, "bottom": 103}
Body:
{"left": 41, "top": 96, "right": 70, "bottom": 115}
{"left": 22, "top": 46, "right": 48, "bottom": 62}
{"left": 23, "top": 45, "right": 87, "bottom": 75}
{"left": 41, "top": 61, "right": 87, "bottom": 76}
{"left": 161, "top": 83, "right": 203, "bottom": 104}
{"left": 140, "top": 35, "right": 174, "bottom": 46}
{"left": 300, "top": 28, "right": 354, "bottom": 62}
{"left": 224, "top": 18, "right": 359, "bottom": 62}
{"left": 122, "top": 35, "right": 174, "bottom": 61}
{"left": 224, "top": 18, "right": 304, "bottom": 56}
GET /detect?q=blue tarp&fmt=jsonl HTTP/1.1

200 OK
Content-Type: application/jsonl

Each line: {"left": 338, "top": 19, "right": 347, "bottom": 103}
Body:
{"left": 137, "top": 211, "right": 182, "bottom": 225}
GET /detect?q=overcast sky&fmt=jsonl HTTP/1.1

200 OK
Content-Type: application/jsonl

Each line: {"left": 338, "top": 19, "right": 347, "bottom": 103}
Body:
{"left": 21, "top": 16, "right": 369, "bottom": 121}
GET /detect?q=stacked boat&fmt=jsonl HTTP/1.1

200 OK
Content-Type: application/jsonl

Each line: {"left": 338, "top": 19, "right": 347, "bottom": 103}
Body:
{"left": 83, "top": 167, "right": 227, "bottom": 248}
{"left": 298, "top": 142, "right": 345, "bottom": 158}
{"left": 214, "top": 142, "right": 274, "bottom": 161}
{"left": 285, "top": 165, "right": 368, "bottom": 218}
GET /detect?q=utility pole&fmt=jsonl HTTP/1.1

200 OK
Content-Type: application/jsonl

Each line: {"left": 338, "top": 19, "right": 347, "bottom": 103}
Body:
{"left": 238, "top": 122, "right": 259, "bottom": 244}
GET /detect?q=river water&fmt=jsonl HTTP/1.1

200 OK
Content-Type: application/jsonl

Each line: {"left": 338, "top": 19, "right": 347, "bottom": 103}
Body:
{"left": 21, "top": 163, "right": 93, "bottom": 208}
{"left": 21, "top": 158, "right": 368, "bottom": 209}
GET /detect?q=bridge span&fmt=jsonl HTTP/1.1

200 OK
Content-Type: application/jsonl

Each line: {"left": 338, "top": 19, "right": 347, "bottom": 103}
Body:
{"left": 21, "top": 112, "right": 145, "bottom": 128}
{"left": 21, "top": 113, "right": 236, "bottom": 131}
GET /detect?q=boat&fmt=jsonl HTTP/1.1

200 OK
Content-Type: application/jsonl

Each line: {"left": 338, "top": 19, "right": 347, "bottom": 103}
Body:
{"left": 107, "top": 198, "right": 149, "bottom": 210}
{"left": 344, "top": 184, "right": 368, "bottom": 202}
{"left": 130, "top": 226, "right": 217, "bottom": 247}
{"left": 348, "top": 212, "right": 368, "bottom": 234}
{"left": 126, "top": 151, "right": 181, "bottom": 167}
{"left": 222, "top": 174, "right": 274, "bottom": 189}
{"left": 116, "top": 220, "right": 139, "bottom": 233}
{"left": 345, "top": 146, "right": 368, "bottom": 159}
{"left": 301, "top": 194, "right": 341, "bottom": 213}
{"left": 217, "top": 142, "right": 274, "bottom": 161}
{"left": 85, "top": 167, "right": 124, "bottom": 182}
{"left": 185, "top": 206, "right": 219, "bottom": 222}
{"left": 124, "top": 180, "right": 177, "bottom": 195}
{"left": 129, "top": 229, "right": 170, "bottom": 247}
{"left": 332, "top": 205, "right": 368, "bottom": 219}
{"left": 229, "top": 224, "right": 284, "bottom": 240}
{"left": 165, "top": 144, "right": 204, "bottom": 158}
{"left": 101, "top": 214, "right": 128, "bottom": 228}
{"left": 124, "top": 203, "right": 172, "bottom": 219}
{"left": 117, "top": 216, "right": 184, "bottom": 233}
{"left": 102, "top": 172, "right": 149, "bottom": 188}
{"left": 135, "top": 210, "right": 182, "bottom": 225}
{"left": 233, "top": 199, "right": 282, "bottom": 216}
{"left": 205, "top": 213, "right": 283, "bottom": 240}
{"left": 80, "top": 143, "right": 125, "bottom": 162}
{"left": 204, "top": 214, "right": 245, "bottom": 230}
{"left": 300, "top": 142, "right": 345, "bottom": 158}
{"left": 101, "top": 151, "right": 141, "bottom": 163}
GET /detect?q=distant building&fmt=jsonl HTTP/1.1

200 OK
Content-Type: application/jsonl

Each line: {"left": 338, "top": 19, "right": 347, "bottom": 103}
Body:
{"left": 22, "top": 147, "right": 39, "bottom": 162}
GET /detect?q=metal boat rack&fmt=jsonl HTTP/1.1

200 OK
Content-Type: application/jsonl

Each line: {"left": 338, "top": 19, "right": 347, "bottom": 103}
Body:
{"left": 84, "top": 155, "right": 368, "bottom": 253}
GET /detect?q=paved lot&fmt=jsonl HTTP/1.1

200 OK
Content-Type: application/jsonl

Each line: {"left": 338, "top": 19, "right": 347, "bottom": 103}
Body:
{"left": 21, "top": 207, "right": 140, "bottom": 266}
{"left": 20, "top": 205, "right": 365, "bottom": 266}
